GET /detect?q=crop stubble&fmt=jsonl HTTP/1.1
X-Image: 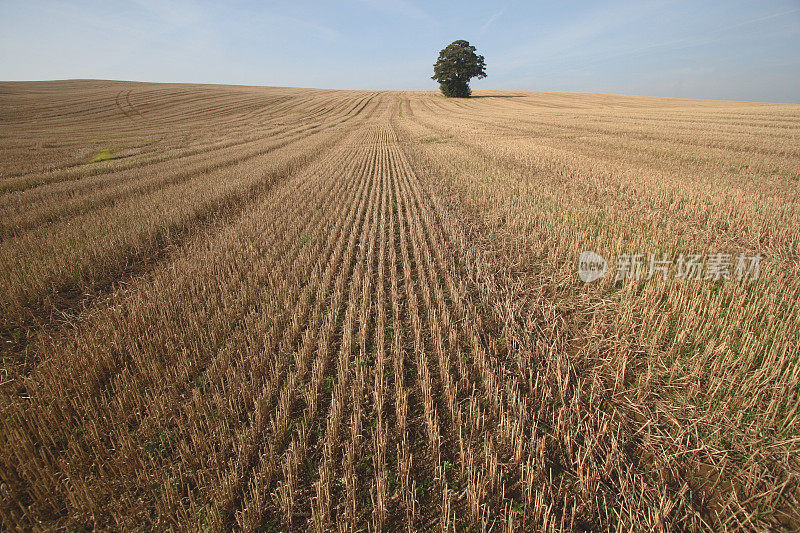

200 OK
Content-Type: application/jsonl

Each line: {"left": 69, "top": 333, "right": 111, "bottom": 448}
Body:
{"left": 1, "top": 81, "right": 799, "bottom": 530}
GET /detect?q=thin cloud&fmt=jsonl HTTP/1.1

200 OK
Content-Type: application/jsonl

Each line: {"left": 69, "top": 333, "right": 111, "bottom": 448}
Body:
{"left": 356, "top": 0, "right": 430, "bottom": 21}
{"left": 583, "top": 7, "right": 800, "bottom": 65}
{"left": 493, "top": 2, "right": 661, "bottom": 71}
{"left": 719, "top": 7, "right": 800, "bottom": 32}
{"left": 481, "top": 6, "right": 507, "bottom": 33}
{"left": 227, "top": 5, "right": 343, "bottom": 43}
{"left": 275, "top": 15, "right": 342, "bottom": 42}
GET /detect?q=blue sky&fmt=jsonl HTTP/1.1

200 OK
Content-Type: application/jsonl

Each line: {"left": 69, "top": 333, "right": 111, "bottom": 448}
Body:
{"left": 1, "top": 0, "right": 798, "bottom": 102}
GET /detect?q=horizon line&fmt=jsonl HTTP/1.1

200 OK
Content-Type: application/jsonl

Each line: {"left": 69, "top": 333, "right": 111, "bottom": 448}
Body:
{"left": 1, "top": 78, "right": 797, "bottom": 105}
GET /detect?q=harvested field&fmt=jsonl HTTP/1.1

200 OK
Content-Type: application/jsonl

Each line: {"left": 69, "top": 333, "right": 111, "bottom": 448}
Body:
{"left": 1, "top": 80, "right": 799, "bottom": 531}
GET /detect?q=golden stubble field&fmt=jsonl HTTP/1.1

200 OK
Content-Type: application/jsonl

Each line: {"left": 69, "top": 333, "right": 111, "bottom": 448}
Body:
{"left": 1, "top": 80, "right": 798, "bottom": 531}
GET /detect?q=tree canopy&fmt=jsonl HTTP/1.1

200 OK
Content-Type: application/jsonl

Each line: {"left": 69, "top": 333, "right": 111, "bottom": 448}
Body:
{"left": 431, "top": 40, "right": 487, "bottom": 98}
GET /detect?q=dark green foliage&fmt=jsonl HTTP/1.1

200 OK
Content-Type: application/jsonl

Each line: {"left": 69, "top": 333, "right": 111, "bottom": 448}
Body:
{"left": 432, "top": 40, "right": 487, "bottom": 98}
{"left": 439, "top": 80, "right": 472, "bottom": 98}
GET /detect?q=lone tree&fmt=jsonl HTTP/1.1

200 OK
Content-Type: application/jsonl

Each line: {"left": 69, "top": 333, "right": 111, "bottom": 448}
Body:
{"left": 432, "top": 40, "right": 487, "bottom": 98}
